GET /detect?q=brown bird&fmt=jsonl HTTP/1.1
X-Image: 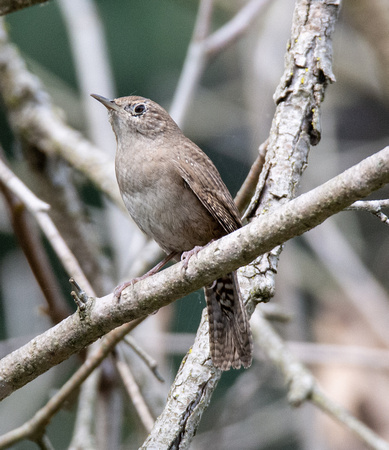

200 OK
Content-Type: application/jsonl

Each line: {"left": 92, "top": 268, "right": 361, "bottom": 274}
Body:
{"left": 91, "top": 94, "right": 253, "bottom": 370}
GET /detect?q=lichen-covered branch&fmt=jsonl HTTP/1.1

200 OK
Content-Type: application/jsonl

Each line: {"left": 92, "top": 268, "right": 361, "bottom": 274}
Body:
{"left": 241, "top": 0, "right": 341, "bottom": 303}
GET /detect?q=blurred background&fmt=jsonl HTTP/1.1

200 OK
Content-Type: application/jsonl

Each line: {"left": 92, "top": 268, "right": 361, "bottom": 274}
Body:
{"left": 0, "top": 0, "right": 389, "bottom": 449}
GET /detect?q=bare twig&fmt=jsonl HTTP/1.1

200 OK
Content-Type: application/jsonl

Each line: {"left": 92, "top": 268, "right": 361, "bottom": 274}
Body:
{"left": 0, "top": 0, "right": 50, "bottom": 16}
{"left": 0, "top": 180, "right": 71, "bottom": 323}
{"left": 349, "top": 199, "right": 389, "bottom": 210}
{"left": 288, "top": 341, "right": 389, "bottom": 371}
{"left": 205, "top": 0, "right": 271, "bottom": 56}
{"left": 0, "top": 158, "right": 93, "bottom": 294}
{"left": 0, "top": 319, "right": 144, "bottom": 449}
{"left": 123, "top": 336, "right": 164, "bottom": 382}
{"left": 34, "top": 434, "right": 54, "bottom": 450}
{"left": 304, "top": 220, "right": 389, "bottom": 347}
{"left": 58, "top": 0, "right": 115, "bottom": 150}
{"left": 170, "top": 0, "right": 269, "bottom": 126}
{"left": 347, "top": 199, "right": 389, "bottom": 225}
{"left": 0, "top": 157, "right": 50, "bottom": 213}
{"left": 68, "top": 368, "right": 100, "bottom": 450}
{"left": 115, "top": 347, "right": 155, "bottom": 433}
{"left": 138, "top": 332, "right": 389, "bottom": 371}
{"left": 311, "top": 385, "right": 389, "bottom": 450}
{"left": 0, "top": 18, "right": 124, "bottom": 212}
{"left": 169, "top": 0, "right": 213, "bottom": 126}
{"left": 251, "top": 310, "right": 389, "bottom": 450}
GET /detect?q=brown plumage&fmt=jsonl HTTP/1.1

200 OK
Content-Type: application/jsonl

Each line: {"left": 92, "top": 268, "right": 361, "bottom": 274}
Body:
{"left": 92, "top": 94, "right": 253, "bottom": 370}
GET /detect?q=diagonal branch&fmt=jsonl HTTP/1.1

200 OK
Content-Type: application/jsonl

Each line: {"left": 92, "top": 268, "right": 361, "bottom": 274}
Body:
{"left": 0, "top": 18, "right": 123, "bottom": 212}
{"left": 0, "top": 158, "right": 94, "bottom": 294}
{"left": 0, "top": 0, "right": 50, "bottom": 16}
{"left": 0, "top": 320, "right": 143, "bottom": 448}
{"left": 170, "top": 0, "right": 269, "bottom": 126}
{"left": 0, "top": 145, "right": 387, "bottom": 401}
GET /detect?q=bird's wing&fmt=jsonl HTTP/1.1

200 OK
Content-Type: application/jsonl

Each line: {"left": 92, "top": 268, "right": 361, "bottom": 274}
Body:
{"left": 173, "top": 141, "right": 242, "bottom": 234}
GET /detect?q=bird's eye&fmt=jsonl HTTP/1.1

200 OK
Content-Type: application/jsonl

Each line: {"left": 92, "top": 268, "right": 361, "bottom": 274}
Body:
{"left": 133, "top": 103, "right": 146, "bottom": 115}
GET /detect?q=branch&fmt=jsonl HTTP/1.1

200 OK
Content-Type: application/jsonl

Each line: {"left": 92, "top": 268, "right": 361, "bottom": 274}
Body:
{"left": 123, "top": 335, "right": 164, "bottom": 382}
{"left": 251, "top": 311, "right": 389, "bottom": 450}
{"left": 311, "top": 386, "right": 389, "bottom": 450}
{"left": 115, "top": 347, "right": 155, "bottom": 433}
{"left": 68, "top": 368, "right": 100, "bottom": 450}
{"left": 0, "top": 158, "right": 94, "bottom": 294}
{"left": 169, "top": 0, "right": 213, "bottom": 125}
{"left": 0, "top": 320, "right": 142, "bottom": 448}
{"left": 288, "top": 341, "right": 389, "bottom": 370}
{"left": 0, "top": 0, "right": 50, "bottom": 16}
{"left": 0, "top": 172, "right": 71, "bottom": 324}
{"left": 205, "top": 0, "right": 271, "bottom": 56}
{"left": 347, "top": 199, "right": 389, "bottom": 225}
{"left": 0, "top": 146, "right": 387, "bottom": 400}
{"left": 239, "top": 0, "right": 341, "bottom": 313}
{"left": 170, "top": 0, "right": 268, "bottom": 126}
{"left": 305, "top": 220, "right": 389, "bottom": 347}
{"left": 0, "top": 18, "right": 124, "bottom": 212}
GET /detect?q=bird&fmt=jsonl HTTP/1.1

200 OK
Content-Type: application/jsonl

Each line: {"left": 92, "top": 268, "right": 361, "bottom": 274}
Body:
{"left": 91, "top": 93, "right": 253, "bottom": 370}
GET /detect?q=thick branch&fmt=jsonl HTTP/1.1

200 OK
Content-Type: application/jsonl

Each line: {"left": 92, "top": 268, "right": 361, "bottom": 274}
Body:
{"left": 0, "top": 146, "right": 387, "bottom": 400}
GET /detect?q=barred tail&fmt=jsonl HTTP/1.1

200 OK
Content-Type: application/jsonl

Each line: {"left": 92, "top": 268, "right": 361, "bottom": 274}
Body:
{"left": 204, "top": 271, "right": 253, "bottom": 370}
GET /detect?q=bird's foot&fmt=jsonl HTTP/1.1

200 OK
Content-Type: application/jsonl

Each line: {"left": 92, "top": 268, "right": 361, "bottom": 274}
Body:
{"left": 114, "top": 251, "right": 178, "bottom": 300}
{"left": 113, "top": 277, "right": 143, "bottom": 300}
{"left": 181, "top": 240, "right": 215, "bottom": 271}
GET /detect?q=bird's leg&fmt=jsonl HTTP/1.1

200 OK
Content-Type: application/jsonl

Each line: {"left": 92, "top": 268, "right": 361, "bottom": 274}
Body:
{"left": 181, "top": 240, "right": 215, "bottom": 271}
{"left": 114, "top": 251, "right": 178, "bottom": 299}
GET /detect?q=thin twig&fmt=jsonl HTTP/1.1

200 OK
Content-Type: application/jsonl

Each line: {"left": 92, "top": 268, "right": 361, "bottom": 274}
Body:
{"left": 170, "top": 0, "right": 268, "bottom": 126}
{"left": 348, "top": 199, "right": 389, "bottom": 210}
{"left": 347, "top": 199, "right": 389, "bottom": 225}
{"left": 169, "top": 0, "right": 214, "bottom": 126}
{"left": 58, "top": 0, "right": 115, "bottom": 149}
{"left": 251, "top": 310, "right": 389, "bottom": 450}
{"left": 123, "top": 336, "right": 164, "bottom": 382}
{"left": 304, "top": 220, "right": 389, "bottom": 347}
{"left": 0, "top": 157, "right": 50, "bottom": 213}
{"left": 205, "top": 0, "right": 271, "bottom": 56}
{"left": 0, "top": 158, "right": 93, "bottom": 294}
{"left": 288, "top": 341, "right": 389, "bottom": 371}
{"left": 0, "top": 0, "right": 49, "bottom": 15}
{"left": 311, "top": 385, "right": 389, "bottom": 450}
{"left": 0, "top": 319, "right": 144, "bottom": 449}
{"left": 0, "top": 19, "right": 123, "bottom": 212}
{"left": 0, "top": 181, "right": 72, "bottom": 323}
{"left": 115, "top": 347, "right": 155, "bottom": 433}
{"left": 68, "top": 368, "right": 100, "bottom": 450}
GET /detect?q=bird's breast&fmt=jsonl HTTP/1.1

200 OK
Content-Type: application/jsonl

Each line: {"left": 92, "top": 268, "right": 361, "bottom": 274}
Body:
{"left": 116, "top": 152, "right": 223, "bottom": 253}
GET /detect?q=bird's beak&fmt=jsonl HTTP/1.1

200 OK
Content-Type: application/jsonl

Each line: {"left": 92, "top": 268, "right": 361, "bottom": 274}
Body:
{"left": 90, "top": 93, "right": 121, "bottom": 112}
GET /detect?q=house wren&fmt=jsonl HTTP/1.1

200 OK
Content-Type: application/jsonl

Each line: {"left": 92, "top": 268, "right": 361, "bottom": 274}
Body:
{"left": 91, "top": 94, "right": 253, "bottom": 370}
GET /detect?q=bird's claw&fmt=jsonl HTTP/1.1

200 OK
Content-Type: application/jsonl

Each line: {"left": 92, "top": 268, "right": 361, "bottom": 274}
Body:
{"left": 181, "top": 245, "right": 204, "bottom": 272}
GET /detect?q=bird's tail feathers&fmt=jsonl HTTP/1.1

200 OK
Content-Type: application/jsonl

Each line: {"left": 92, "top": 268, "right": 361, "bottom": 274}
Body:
{"left": 204, "top": 272, "right": 253, "bottom": 370}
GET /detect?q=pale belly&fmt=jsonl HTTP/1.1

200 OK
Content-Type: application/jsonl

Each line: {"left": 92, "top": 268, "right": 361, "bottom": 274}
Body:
{"left": 120, "top": 179, "right": 223, "bottom": 254}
